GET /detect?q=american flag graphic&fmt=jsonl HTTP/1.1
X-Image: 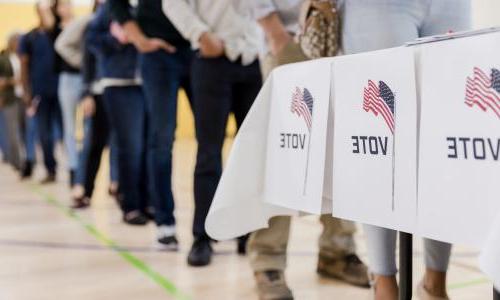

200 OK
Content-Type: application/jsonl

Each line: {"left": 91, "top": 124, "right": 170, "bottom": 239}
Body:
{"left": 291, "top": 87, "right": 314, "bottom": 131}
{"left": 465, "top": 67, "right": 500, "bottom": 118}
{"left": 363, "top": 80, "right": 395, "bottom": 134}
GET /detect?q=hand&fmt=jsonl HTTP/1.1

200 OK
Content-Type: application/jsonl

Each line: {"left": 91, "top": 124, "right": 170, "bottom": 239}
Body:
{"left": 22, "top": 93, "right": 33, "bottom": 106}
{"left": 121, "top": 21, "right": 176, "bottom": 54}
{"left": 136, "top": 37, "right": 176, "bottom": 54}
{"left": 110, "top": 21, "right": 129, "bottom": 44}
{"left": 199, "top": 32, "right": 224, "bottom": 58}
{"left": 268, "top": 30, "right": 292, "bottom": 56}
{"left": 26, "top": 96, "right": 40, "bottom": 117}
{"left": 81, "top": 95, "right": 96, "bottom": 117}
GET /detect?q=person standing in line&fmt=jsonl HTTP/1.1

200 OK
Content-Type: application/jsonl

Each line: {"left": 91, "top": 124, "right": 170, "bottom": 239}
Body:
{"left": 0, "top": 32, "right": 24, "bottom": 172}
{"left": 233, "top": 1, "right": 370, "bottom": 299}
{"left": 86, "top": 1, "right": 150, "bottom": 225}
{"left": 53, "top": 0, "right": 85, "bottom": 187}
{"left": 340, "top": 1, "right": 471, "bottom": 299}
{"left": 73, "top": 0, "right": 119, "bottom": 209}
{"left": 163, "top": 0, "right": 262, "bottom": 266}
{"left": 18, "top": 1, "right": 62, "bottom": 184}
{"left": 108, "top": 0, "right": 193, "bottom": 249}
{"left": 54, "top": 0, "right": 103, "bottom": 208}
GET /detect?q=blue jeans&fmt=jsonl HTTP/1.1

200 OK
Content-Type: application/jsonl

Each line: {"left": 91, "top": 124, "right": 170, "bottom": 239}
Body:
{"left": 36, "top": 95, "right": 61, "bottom": 174}
{"left": 139, "top": 47, "right": 193, "bottom": 226}
{"left": 191, "top": 56, "right": 261, "bottom": 238}
{"left": 24, "top": 114, "right": 37, "bottom": 163}
{"left": 58, "top": 72, "right": 83, "bottom": 171}
{"left": 341, "top": 0, "right": 471, "bottom": 276}
{"left": 109, "top": 133, "right": 118, "bottom": 183}
{"left": 102, "top": 86, "right": 147, "bottom": 213}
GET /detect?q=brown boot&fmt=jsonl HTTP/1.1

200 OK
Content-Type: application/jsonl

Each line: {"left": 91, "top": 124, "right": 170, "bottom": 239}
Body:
{"left": 40, "top": 173, "right": 56, "bottom": 184}
{"left": 254, "top": 270, "right": 294, "bottom": 300}
{"left": 317, "top": 253, "right": 370, "bottom": 288}
{"left": 71, "top": 196, "right": 90, "bottom": 209}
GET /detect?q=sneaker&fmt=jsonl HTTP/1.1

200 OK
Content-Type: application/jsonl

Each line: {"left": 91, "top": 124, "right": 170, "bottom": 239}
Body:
{"left": 157, "top": 225, "right": 179, "bottom": 251}
{"left": 317, "top": 253, "right": 370, "bottom": 288}
{"left": 416, "top": 281, "right": 449, "bottom": 300}
{"left": 40, "top": 173, "right": 56, "bottom": 184}
{"left": 254, "top": 270, "right": 294, "bottom": 300}
{"left": 187, "top": 238, "right": 213, "bottom": 267}
{"left": 122, "top": 210, "right": 149, "bottom": 225}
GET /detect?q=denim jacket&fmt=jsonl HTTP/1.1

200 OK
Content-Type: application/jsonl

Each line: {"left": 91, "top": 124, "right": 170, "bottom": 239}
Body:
{"left": 86, "top": 3, "right": 139, "bottom": 80}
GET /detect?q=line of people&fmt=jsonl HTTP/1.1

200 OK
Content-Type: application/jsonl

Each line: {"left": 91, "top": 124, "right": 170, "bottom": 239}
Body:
{"left": 0, "top": 0, "right": 472, "bottom": 300}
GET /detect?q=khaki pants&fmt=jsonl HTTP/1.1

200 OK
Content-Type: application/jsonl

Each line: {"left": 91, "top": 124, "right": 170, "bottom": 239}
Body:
{"left": 248, "top": 41, "right": 358, "bottom": 272}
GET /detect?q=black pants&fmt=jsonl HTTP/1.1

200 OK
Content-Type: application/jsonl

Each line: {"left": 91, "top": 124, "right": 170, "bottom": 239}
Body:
{"left": 82, "top": 95, "right": 109, "bottom": 198}
{"left": 191, "top": 56, "right": 262, "bottom": 239}
{"left": 36, "top": 95, "right": 62, "bottom": 174}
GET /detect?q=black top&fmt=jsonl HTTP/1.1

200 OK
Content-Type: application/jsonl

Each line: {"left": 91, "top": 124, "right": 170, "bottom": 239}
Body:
{"left": 50, "top": 26, "right": 80, "bottom": 74}
{"left": 109, "top": 0, "right": 189, "bottom": 47}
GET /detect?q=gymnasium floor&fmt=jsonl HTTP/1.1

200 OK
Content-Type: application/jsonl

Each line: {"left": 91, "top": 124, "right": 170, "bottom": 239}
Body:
{"left": 0, "top": 139, "right": 493, "bottom": 300}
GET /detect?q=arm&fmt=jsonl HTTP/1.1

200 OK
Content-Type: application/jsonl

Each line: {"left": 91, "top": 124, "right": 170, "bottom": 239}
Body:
{"left": 19, "top": 54, "right": 32, "bottom": 105}
{"left": 258, "top": 12, "right": 291, "bottom": 56}
{"left": 162, "top": 0, "right": 223, "bottom": 57}
{"left": 17, "top": 35, "right": 32, "bottom": 105}
{"left": 79, "top": 42, "right": 96, "bottom": 117}
{"left": 108, "top": 0, "right": 175, "bottom": 53}
{"left": 232, "top": 0, "right": 277, "bottom": 21}
{"left": 232, "top": 0, "right": 290, "bottom": 56}
{"left": 162, "top": 0, "right": 209, "bottom": 46}
{"left": 80, "top": 36, "right": 95, "bottom": 99}
{"left": 86, "top": 8, "right": 123, "bottom": 56}
{"left": 0, "top": 56, "right": 16, "bottom": 89}
{"left": 55, "top": 16, "right": 91, "bottom": 69}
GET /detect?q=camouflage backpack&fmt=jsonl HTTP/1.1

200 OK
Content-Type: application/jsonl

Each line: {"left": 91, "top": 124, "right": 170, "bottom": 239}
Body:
{"left": 297, "top": 0, "right": 340, "bottom": 59}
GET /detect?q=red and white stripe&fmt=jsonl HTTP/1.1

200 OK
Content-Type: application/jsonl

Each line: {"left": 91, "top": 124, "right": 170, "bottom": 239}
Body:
{"left": 291, "top": 87, "right": 312, "bottom": 130}
{"left": 465, "top": 67, "right": 500, "bottom": 118}
{"left": 363, "top": 80, "right": 395, "bottom": 134}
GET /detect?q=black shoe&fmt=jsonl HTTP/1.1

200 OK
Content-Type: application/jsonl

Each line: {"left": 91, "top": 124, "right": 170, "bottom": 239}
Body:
{"left": 187, "top": 238, "right": 213, "bottom": 267}
{"left": 237, "top": 234, "right": 249, "bottom": 255}
{"left": 40, "top": 173, "right": 56, "bottom": 184}
{"left": 122, "top": 210, "right": 149, "bottom": 225}
{"left": 71, "top": 196, "right": 90, "bottom": 209}
{"left": 20, "top": 161, "right": 33, "bottom": 179}
{"left": 144, "top": 206, "right": 155, "bottom": 220}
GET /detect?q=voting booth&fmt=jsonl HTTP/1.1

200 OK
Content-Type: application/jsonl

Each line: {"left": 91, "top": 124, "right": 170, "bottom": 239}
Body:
{"left": 205, "top": 28, "right": 500, "bottom": 290}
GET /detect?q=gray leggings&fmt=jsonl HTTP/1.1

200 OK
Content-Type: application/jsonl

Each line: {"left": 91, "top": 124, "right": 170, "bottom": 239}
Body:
{"left": 364, "top": 225, "right": 451, "bottom": 275}
{"left": 340, "top": 0, "right": 471, "bottom": 276}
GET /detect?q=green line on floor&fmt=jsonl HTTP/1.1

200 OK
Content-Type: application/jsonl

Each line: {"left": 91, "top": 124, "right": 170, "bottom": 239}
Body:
{"left": 448, "top": 277, "right": 490, "bottom": 290}
{"left": 31, "top": 185, "right": 191, "bottom": 300}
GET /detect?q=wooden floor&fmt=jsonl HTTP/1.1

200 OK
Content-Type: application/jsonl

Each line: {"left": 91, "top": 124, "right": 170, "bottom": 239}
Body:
{"left": 0, "top": 139, "right": 493, "bottom": 300}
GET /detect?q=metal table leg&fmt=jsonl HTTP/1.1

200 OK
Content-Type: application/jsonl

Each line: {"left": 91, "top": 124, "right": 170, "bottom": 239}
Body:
{"left": 399, "top": 232, "right": 413, "bottom": 300}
